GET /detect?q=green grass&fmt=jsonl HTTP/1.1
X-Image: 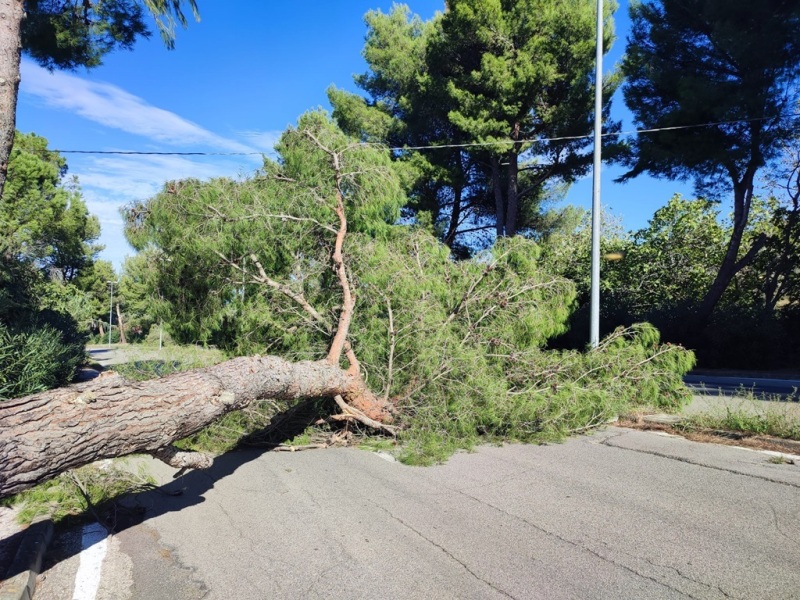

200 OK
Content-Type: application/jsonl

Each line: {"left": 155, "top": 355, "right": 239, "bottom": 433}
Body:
{"left": 682, "top": 395, "right": 800, "bottom": 441}
{"left": 1, "top": 460, "right": 155, "bottom": 525}
{"left": 111, "top": 344, "right": 226, "bottom": 381}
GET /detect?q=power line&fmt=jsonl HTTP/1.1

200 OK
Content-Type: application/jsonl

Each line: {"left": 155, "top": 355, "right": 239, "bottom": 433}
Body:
{"left": 53, "top": 150, "right": 265, "bottom": 156}
{"left": 53, "top": 112, "right": 800, "bottom": 157}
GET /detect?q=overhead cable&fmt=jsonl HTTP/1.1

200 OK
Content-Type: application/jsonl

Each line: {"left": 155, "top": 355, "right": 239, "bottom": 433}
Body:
{"left": 53, "top": 112, "right": 800, "bottom": 156}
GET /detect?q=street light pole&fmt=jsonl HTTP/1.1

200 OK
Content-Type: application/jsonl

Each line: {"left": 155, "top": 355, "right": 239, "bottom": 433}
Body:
{"left": 590, "top": 0, "right": 603, "bottom": 348}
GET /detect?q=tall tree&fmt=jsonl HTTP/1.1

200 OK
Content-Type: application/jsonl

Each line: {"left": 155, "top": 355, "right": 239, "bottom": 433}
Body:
{"left": 621, "top": 0, "right": 800, "bottom": 324}
{"left": 0, "top": 131, "right": 101, "bottom": 277}
{"left": 330, "top": 1, "right": 619, "bottom": 253}
{"left": 434, "top": 0, "right": 619, "bottom": 238}
{"left": 0, "top": 0, "right": 199, "bottom": 199}
{"left": 329, "top": 7, "right": 482, "bottom": 254}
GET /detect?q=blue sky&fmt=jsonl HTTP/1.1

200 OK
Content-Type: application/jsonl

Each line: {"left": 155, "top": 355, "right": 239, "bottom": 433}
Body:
{"left": 16, "top": 0, "right": 693, "bottom": 271}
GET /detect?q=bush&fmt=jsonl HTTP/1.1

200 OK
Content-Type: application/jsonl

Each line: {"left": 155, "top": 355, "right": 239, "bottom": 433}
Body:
{"left": 0, "top": 317, "right": 86, "bottom": 400}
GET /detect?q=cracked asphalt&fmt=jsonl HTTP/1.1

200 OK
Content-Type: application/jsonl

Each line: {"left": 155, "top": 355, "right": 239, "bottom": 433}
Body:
{"left": 34, "top": 427, "right": 800, "bottom": 599}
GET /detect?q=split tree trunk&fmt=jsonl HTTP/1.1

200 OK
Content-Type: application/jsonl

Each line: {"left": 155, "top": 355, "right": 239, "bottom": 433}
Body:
{"left": 116, "top": 303, "right": 127, "bottom": 344}
{"left": 0, "top": 0, "right": 23, "bottom": 198}
{"left": 0, "top": 355, "right": 393, "bottom": 499}
{"left": 492, "top": 156, "right": 505, "bottom": 237}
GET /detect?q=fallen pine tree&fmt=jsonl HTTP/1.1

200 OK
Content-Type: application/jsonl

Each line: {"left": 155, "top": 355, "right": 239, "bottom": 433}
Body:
{"left": 0, "top": 114, "right": 695, "bottom": 498}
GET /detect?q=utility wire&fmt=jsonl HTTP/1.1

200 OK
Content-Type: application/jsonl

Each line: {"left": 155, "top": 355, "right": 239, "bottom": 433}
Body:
{"left": 53, "top": 112, "right": 800, "bottom": 157}
{"left": 53, "top": 150, "right": 265, "bottom": 156}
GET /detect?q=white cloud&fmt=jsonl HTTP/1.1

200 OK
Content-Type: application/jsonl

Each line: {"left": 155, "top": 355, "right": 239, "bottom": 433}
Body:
{"left": 237, "top": 129, "right": 283, "bottom": 155}
{"left": 20, "top": 60, "right": 257, "bottom": 154}
{"left": 78, "top": 153, "right": 246, "bottom": 200}
{"left": 73, "top": 153, "right": 256, "bottom": 269}
{"left": 17, "top": 61, "right": 269, "bottom": 269}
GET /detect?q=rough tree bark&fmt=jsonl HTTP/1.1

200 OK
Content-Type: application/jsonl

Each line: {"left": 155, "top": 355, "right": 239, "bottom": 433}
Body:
{"left": 0, "top": 0, "right": 24, "bottom": 198}
{"left": 0, "top": 356, "right": 394, "bottom": 498}
{"left": 116, "top": 303, "right": 127, "bottom": 344}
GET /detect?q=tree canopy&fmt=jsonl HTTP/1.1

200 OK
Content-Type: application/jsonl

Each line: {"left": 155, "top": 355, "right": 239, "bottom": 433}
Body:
{"left": 23, "top": 0, "right": 200, "bottom": 70}
{"left": 1, "top": 132, "right": 101, "bottom": 279}
{"left": 621, "top": 0, "right": 800, "bottom": 322}
{"left": 330, "top": 0, "right": 619, "bottom": 255}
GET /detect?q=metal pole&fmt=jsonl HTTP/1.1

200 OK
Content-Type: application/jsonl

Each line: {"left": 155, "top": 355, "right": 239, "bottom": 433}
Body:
{"left": 590, "top": 0, "right": 603, "bottom": 348}
{"left": 108, "top": 281, "right": 114, "bottom": 346}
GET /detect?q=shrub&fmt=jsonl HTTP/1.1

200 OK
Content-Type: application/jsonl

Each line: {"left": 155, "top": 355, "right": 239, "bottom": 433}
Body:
{"left": 0, "top": 317, "right": 86, "bottom": 400}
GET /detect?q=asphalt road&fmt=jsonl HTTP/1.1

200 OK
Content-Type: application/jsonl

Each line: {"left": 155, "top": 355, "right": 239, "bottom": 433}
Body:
{"left": 684, "top": 374, "right": 800, "bottom": 400}
{"left": 33, "top": 427, "right": 800, "bottom": 600}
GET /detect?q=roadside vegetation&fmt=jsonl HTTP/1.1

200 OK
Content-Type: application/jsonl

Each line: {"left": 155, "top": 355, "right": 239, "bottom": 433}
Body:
{"left": 682, "top": 397, "right": 800, "bottom": 442}
{"left": 1, "top": 461, "right": 155, "bottom": 525}
{"left": 2, "top": 1, "right": 800, "bottom": 508}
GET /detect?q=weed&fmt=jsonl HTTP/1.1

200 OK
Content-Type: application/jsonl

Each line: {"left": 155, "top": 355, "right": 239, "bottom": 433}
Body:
{"left": 1, "top": 460, "right": 155, "bottom": 525}
{"left": 683, "top": 395, "right": 800, "bottom": 441}
{"left": 358, "top": 438, "right": 398, "bottom": 453}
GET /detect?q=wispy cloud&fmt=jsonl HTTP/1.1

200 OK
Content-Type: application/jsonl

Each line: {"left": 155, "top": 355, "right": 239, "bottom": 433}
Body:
{"left": 237, "top": 129, "right": 283, "bottom": 155}
{"left": 78, "top": 154, "right": 247, "bottom": 201}
{"left": 21, "top": 60, "right": 258, "bottom": 154}
{"left": 18, "top": 61, "right": 272, "bottom": 269}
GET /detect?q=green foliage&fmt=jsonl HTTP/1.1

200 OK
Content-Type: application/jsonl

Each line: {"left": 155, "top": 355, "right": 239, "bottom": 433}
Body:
{"left": 622, "top": 0, "right": 800, "bottom": 189}
{"left": 74, "top": 259, "right": 118, "bottom": 332}
{"left": 331, "top": 1, "right": 621, "bottom": 250}
{"left": 123, "top": 110, "right": 405, "bottom": 352}
{"left": 0, "top": 132, "right": 105, "bottom": 397}
{"left": 22, "top": 0, "right": 199, "bottom": 70}
{"left": 393, "top": 317, "right": 694, "bottom": 465}
{"left": 0, "top": 318, "right": 85, "bottom": 400}
{"left": 1, "top": 132, "right": 101, "bottom": 279}
{"left": 604, "top": 195, "right": 727, "bottom": 316}
{"left": 1, "top": 461, "right": 155, "bottom": 525}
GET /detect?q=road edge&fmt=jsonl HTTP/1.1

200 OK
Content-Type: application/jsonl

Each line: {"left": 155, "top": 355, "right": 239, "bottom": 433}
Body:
{"left": 0, "top": 519, "right": 53, "bottom": 600}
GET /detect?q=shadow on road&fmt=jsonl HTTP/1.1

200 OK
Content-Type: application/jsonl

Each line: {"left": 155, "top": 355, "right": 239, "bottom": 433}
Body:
{"left": 3, "top": 448, "right": 266, "bottom": 581}
{"left": 2, "top": 397, "right": 330, "bottom": 581}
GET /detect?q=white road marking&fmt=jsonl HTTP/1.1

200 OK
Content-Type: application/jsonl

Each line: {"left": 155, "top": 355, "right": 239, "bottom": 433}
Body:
{"left": 72, "top": 522, "right": 109, "bottom": 600}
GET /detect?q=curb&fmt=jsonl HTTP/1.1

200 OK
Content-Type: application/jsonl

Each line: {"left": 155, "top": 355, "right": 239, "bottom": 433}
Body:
{"left": 752, "top": 435, "right": 800, "bottom": 455}
{"left": 0, "top": 519, "right": 53, "bottom": 600}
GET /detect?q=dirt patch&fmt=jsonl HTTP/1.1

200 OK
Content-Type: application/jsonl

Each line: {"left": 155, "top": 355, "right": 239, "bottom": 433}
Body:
{"left": 618, "top": 414, "right": 800, "bottom": 459}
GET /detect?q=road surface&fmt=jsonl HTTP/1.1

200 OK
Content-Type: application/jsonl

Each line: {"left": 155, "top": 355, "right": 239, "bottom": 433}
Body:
{"left": 684, "top": 374, "right": 800, "bottom": 400}
{"left": 33, "top": 427, "right": 800, "bottom": 600}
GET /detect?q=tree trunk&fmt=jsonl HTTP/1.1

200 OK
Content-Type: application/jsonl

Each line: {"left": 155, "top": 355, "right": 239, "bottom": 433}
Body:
{"left": 98, "top": 321, "right": 105, "bottom": 337}
{"left": 695, "top": 168, "right": 758, "bottom": 324}
{"left": 491, "top": 156, "right": 505, "bottom": 237}
{"left": 0, "top": 0, "right": 23, "bottom": 199}
{"left": 0, "top": 355, "right": 393, "bottom": 498}
{"left": 505, "top": 144, "right": 520, "bottom": 237}
{"left": 116, "top": 303, "right": 127, "bottom": 344}
{"left": 444, "top": 183, "right": 462, "bottom": 248}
